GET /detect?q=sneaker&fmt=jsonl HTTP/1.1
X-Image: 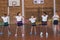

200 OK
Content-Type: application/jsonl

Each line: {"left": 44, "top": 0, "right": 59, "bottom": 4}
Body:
{"left": 15, "top": 34, "right": 17, "bottom": 37}
{"left": 0, "top": 32, "right": 3, "bottom": 35}
{"left": 30, "top": 32, "right": 32, "bottom": 35}
{"left": 8, "top": 31, "right": 11, "bottom": 36}
{"left": 46, "top": 32, "right": 48, "bottom": 38}
{"left": 22, "top": 34, "right": 24, "bottom": 37}
{"left": 40, "top": 32, "right": 43, "bottom": 37}
{"left": 34, "top": 32, "right": 37, "bottom": 35}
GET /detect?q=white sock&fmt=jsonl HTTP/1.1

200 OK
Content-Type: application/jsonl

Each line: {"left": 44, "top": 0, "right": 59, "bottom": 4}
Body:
{"left": 40, "top": 32, "right": 43, "bottom": 37}
{"left": 46, "top": 32, "right": 48, "bottom": 38}
{"left": 15, "top": 34, "right": 17, "bottom": 37}
{"left": 22, "top": 34, "right": 24, "bottom": 37}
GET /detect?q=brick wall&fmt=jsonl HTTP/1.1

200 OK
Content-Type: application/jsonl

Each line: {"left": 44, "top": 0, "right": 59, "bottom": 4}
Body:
{"left": 0, "top": 0, "right": 60, "bottom": 24}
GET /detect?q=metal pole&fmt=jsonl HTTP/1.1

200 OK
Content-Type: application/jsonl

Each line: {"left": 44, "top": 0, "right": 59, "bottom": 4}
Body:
{"left": 8, "top": 7, "right": 9, "bottom": 16}
{"left": 22, "top": 0, "right": 25, "bottom": 37}
{"left": 53, "top": 0, "right": 56, "bottom": 15}
{"left": 8, "top": 7, "right": 10, "bottom": 24}
{"left": 22, "top": 0, "right": 24, "bottom": 16}
{"left": 8, "top": 7, "right": 11, "bottom": 37}
{"left": 53, "top": 0, "right": 57, "bottom": 37}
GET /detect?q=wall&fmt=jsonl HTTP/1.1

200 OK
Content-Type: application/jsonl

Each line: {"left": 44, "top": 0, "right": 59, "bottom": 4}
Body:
{"left": 0, "top": 0, "right": 60, "bottom": 24}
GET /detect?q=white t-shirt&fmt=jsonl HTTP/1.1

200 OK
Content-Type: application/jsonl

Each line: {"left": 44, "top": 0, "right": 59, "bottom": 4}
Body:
{"left": 42, "top": 15, "right": 48, "bottom": 21}
{"left": 29, "top": 18, "right": 36, "bottom": 23}
{"left": 53, "top": 15, "right": 59, "bottom": 20}
{"left": 15, "top": 16, "right": 23, "bottom": 21}
{"left": 1, "top": 16, "right": 9, "bottom": 23}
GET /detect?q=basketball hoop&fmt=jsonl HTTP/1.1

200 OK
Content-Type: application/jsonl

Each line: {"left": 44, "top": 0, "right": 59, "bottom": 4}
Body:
{"left": 12, "top": 1, "right": 17, "bottom": 7}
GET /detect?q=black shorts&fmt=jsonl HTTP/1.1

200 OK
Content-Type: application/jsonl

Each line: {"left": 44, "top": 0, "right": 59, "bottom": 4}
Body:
{"left": 53, "top": 20, "right": 58, "bottom": 25}
{"left": 42, "top": 21, "right": 47, "bottom": 26}
{"left": 4, "top": 22, "right": 9, "bottom": 26}
{"left": 17, "top": 21, "right": 23, "bottom": 26}
{"left": 31, "top": 23, "right": 36, "bottom": 26}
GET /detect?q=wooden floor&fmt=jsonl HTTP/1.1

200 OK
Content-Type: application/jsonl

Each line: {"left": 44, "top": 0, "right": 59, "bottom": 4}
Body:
{"left": 0, "top": 24, "right": 60, "bottom": 40}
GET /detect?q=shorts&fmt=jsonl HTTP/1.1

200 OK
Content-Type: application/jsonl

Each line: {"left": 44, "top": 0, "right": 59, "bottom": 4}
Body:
{"left": 53, "top": 20, "right": 58, "bottom": 25}
{"left": 42, "top": 21, "right": 47, "bottom": 26}
{"left": 4, "top": 22, "right": 9, "bottom": 26}
{"left": 31, "top": 23, "right": 36, "bottom": 26}
{"left": 17, "top": 21, "right": 23, "bottom": 26}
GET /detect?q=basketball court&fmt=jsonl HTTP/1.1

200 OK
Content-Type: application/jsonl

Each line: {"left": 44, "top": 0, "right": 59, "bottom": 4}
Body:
{"left": 0, "top": 0, "right": 60, "bottom": 40}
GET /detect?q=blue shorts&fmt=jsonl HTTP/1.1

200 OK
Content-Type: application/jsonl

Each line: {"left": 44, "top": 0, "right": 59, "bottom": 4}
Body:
{"left": 17, "top": 21, "right": 23, "bottom": 26}
{"left": 42, "top": 21, "right": 47, "bottom": 26}
{"left": 4, "top": 22, "right": 9, "bottom": 26}
{"left": 53, "top": 20, "right": 58, "bottom": 25}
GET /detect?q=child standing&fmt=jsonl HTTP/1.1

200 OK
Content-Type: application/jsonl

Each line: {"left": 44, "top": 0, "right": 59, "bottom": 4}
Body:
{"left": 52, "top": 13, "right": 59, "bottom": 33}
{"left": 29, "top": 16, "right": 37, "bottom": 35}
{"left": 1, "top": 14, "right": 11, "bottom": 36}
{"left": 40, "top": 12, "right": 48, "bottom": 38}
{"left": 15, "top": 12, "right": 24, "bottom": 37}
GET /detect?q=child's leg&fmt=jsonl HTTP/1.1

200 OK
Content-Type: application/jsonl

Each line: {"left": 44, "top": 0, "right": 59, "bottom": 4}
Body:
{"left": 45, "top": 25, "right": 47, "bottom": 32}
{"left": 16, "top": 26, "right": 18, "bottom": 34}
{"left": 40, "top": 24, "right": 45, "bottom": 37}
{"left": 45, "top": 25, "right": 48, "bottom": 38}
{"left": 30, "top": 26, "right": 33, "bottom": 35}
{"left": 34, "top": 27, "right": 36, "bottom": 35}
{"left": 41, "top": 25, "right": 45, "bottom": 33}
{"left": 40, "top": 25, "right": 43, "bottom": 37}
{"left": 21, "top": 26, "right": 25, "bottom": 37}
{"left": 40, "top": 25, "right": 43, "bottom": 32}
{"left": 15, "top": 26, "right": 18, "bottom": 37}
{"left": 53, "top": 25, "right": 57, "bottom": 35}
{"left": 57, "top": 24, "right": 59, "bottom": 31}
{"left": 0, "top": 26, "right": 3, "bottom": 35}
{"left": 7, "top": 25, "right": 11, "bottom": 36}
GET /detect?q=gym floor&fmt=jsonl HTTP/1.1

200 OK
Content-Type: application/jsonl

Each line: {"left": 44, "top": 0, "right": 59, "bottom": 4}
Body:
{"left": 0, "top": 24, "right": 60, "bottom": 40}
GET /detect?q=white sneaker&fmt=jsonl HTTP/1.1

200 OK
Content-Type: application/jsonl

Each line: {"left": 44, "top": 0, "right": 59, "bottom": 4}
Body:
{"left": 40, "top": 32, "right": 43, "bottom": 37}
{"left": 34, "top": 32, "right": 37, "bottom": 35}
{"left": 15, "top": 34, "right": 17, "bottom": 37}
{"left": 30, "top": 32, "right": 32, "bottom": 35}
{"left": 46, "top": 32, "right": 48, "bottom": 38}
{"left": 22, "top": 34, "right": 24, "bottom": 37}
{"left": 0, "top": 32, "right": 3, "bottom": 35}
{"left": 8, "top": 31, "right": 11, "bottom": 35}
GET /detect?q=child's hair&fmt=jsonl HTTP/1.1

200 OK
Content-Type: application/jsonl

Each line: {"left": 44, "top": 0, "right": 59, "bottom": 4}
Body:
{"left": 4, "top": 14, "right": 7, "bottom": 16}
{"left": 43, "top": 12, "right": 47, "bottom": 15}
{"left": 17, "top": 12, "right": 20, "bottom": 16}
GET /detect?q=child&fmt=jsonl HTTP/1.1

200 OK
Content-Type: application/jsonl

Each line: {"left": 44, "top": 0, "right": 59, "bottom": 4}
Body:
{"left": 40, "top": 12, "right": 48, "bottom": 38}
{"left": 29, "top": 16, "right": 37, "bottom": 35}
{"left": 15, "top": 12, "right": 24, "bottom": 37}
{"left": 52, "top": 13, "right": 59, "bottom": 33}
{"left": 0, "top": 18, "right": 3, "bottom": 35}
{"left": 1, "top": 14, "right": 11, "bottom": 36}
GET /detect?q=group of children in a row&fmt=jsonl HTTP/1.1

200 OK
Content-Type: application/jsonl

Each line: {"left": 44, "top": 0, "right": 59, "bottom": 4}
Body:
{"left": 0, "top": 12, "right": 59, "bottom": 37}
